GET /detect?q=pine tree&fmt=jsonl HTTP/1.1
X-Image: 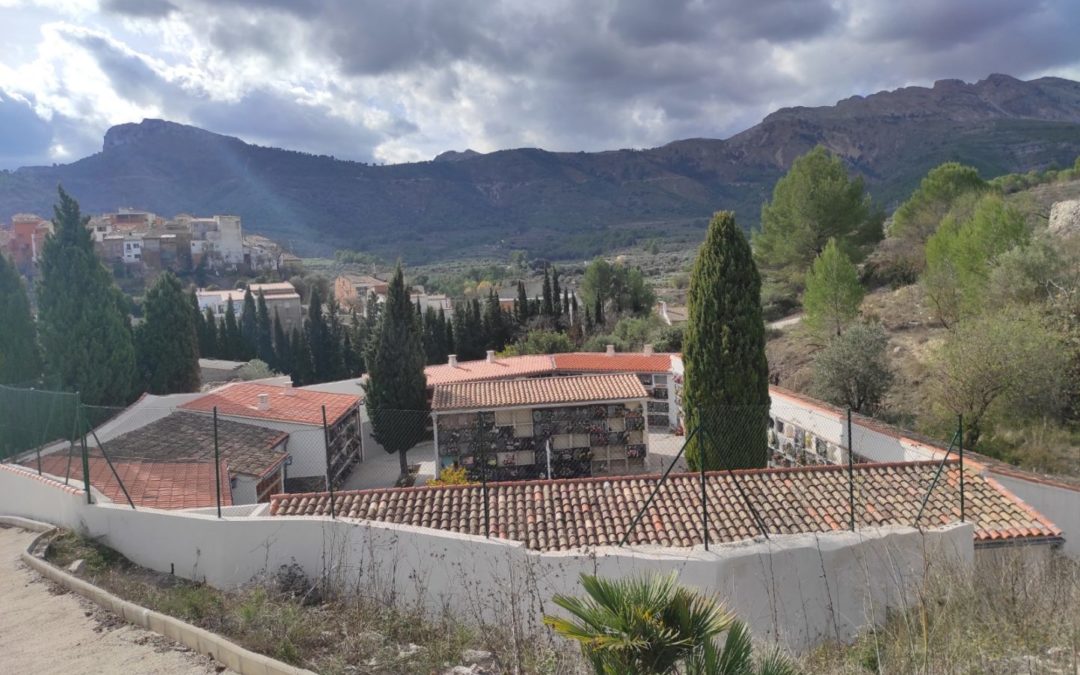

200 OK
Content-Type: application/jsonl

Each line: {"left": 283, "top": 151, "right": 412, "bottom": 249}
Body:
{"left": 0, "top": 252, "right": 41, "bottom": 384}
{"left": 541, "top": 267, "right": 555, "bottom": 317}
{"left": 222, "top": 298, "right": 244, "bottom": 360}
{"left": 683, "top": 211, "right": 770, "bottom": 470}
{"left": 289, "top": 327, "right": 313, "bottom": 386}
{"left": 255, "top": 293, "right": 275, "bottom": 367}
{"left": 240, "top": 288, "right": 257, "bottom": 356}
{"left": 203, "top": 307, "right": 219, "bottom": 358}
{"left": 273, "top": 311, "right": 291, "bottom": 374}
{"left": 363, "top": 264, "right": 428, "bottom": 476}
{"left": 802, "top": 238, "right": 864, "bottom": 338}
{"left": 136, "top": 272, "right": 200, "bottom": 394}
{"left": 37, "top": 187, "right": 135, "bottom": 404}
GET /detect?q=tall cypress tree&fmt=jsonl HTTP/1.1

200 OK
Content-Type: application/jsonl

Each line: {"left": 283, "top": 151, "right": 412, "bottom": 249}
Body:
{"left": 240, "top": 287, "right": 257, "bottom": 355}
{"left": 422, "top": 306, "right": 440, "bottom": 364}
{"left": 551, "top": 266, "right": 562, "bottom": 317}
{"left": 203, "top": 307, "right": 218, "bottom": 358}
{"left": 289, "top": 327, "right": 313, "bottom": 386}
{"left": 444, "top": 309, "right": 455, "bottom": 358}
{"left": 37, "top": 187, "right": 134, "bottom": 404}
{"left": 683, "top": 211, "right": 770, "bottom": 470}
{"left": 541, "top": 267, "right": 555, "bottom": 317}
{"left": 136, "top": 272, "right": 200, "bottom": 394}
{"left": 223, "top": 298, "right": 244, "bottom": 360}
{"left": 0, "top": 253, "right": 41, "bottom": 384}
{"left": 363, "top": 264, "right": 428, "bottom": 477}
{"left": 593, "top": 293, "right": 604, "bottom": 328}
{"left": 306, "top": 288, "right": 340, "bottom": 383}
{"left": 273, "top": 311, "right": 291, "bottom": 375}
{"left": 255, "top": 293, "right": 275, "bottom": 367}
{"left": 516, "top": 281, "right": 529, "bottom": 323}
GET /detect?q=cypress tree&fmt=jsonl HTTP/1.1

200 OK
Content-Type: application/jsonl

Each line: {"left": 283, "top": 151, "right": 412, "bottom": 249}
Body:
{"left": 483, "top": 289, "right": 509, "bottom": 351}
{"left": 289, "top": 327, "right": 313, "bottom": 386}
{"left": 516, "top": 281, "right": 529, "bottom": 323}
{"left": 136, "top": 272, "right": 200, "bottom": 394}
{"left": 203, "top": 307, "right": 218, "bottom": 358}
{"left": 551, "top": 266, "right": 562, "bottom": 317}
{"left": 0, "top": 252, "right": 41, "bottom": 384}
{"left": 444, "top": 309, "right": 455, "bottom": 358}
{"left": 571, "top": 293, "right": 578, "bottom": 324}
{"left": 223, "top": 298, "right": 243, "bottom": 360}
{"left": 326, "top": 295, "right": 346, "bottom": 380}
{"left": 541, "top": 267, "right": 555, "bottom": 317}
{"left": 684, "top": 211, "right": 770, "bottom": 470}
{"left": 255, "top": 293, "right": 275, "bottom": 367}
{"left": 363, "top": 264, "right": 428, "bottom": 477}
{"left": 37, "top": 187, "right": 134, "bottom": 404}
{"left": 273, "top": 311, "right": 291, "bottom": 374}
{"left": 240, "top": 287, "right": 257, "bottom": 354}
{"left": 306, "top": 287, "right": 340, "bottom": 383}
{"left": 422, "top": 306, "right": 440, "bottom": 364}
{"left": 593, "top": 293, "right": 604, "bottom": 328}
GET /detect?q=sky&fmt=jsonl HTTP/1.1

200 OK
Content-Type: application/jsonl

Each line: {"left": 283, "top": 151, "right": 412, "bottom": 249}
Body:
{"left": 2, "top": 0, "right": 1080, "bottom": 170}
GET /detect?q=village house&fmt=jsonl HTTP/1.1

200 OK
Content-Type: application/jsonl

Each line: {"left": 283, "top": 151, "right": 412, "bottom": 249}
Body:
{"left": 180, "top": 383, "right": 363, "bottom": 493}
{"left": 2, "top": 213, "right": 52, "bottom": 276}
{"left": 196, "top": 281, "right": 303, "bottom": 333}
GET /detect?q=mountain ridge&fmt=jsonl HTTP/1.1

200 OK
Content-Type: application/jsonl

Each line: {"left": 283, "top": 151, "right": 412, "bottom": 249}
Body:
{"left": 3, "top": 74, "right": 1080, "bottom": 261}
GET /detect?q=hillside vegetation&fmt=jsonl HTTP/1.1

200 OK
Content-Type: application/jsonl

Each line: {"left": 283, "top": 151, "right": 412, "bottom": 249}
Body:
{"left": 4, "top": 75, "right": 1080, "bottom": 260}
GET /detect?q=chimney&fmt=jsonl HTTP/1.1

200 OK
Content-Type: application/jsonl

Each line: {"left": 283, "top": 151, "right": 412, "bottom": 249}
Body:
{"left": 283, "top": 382, "right": 295, "bottom": 396}
{"left": 486, "top": 350, "right": 496, "bottom": 363}
{"left": 448, "top": 354, "right": 458, "bottom": 367}
{"left": 606, "top": 344, "right": 616, "bottom": 356}
{"left": 257, "top": 393, "right": 270, "bottom": 411}
{"left": 643, "top": 344, "right": 654, "bottom": 355}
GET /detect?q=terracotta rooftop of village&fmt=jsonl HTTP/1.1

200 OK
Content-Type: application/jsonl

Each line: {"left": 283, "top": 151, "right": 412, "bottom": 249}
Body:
{"left": 86, "top": 411, "right": 287, "bottom": 479}
{"left": 432, "top": 373, "right": 648, "bottom": 411}
{"left": 423, "top": 352, "right": 676, "bottom": 386}
{"left": 270, "top": 461, "right": 1062, "bottom": 551}
{"left": 181, "top": 383, "right": 360, "bottom": 425}
{"left": 31, "top": 453, "right": 232, "bottom": 510}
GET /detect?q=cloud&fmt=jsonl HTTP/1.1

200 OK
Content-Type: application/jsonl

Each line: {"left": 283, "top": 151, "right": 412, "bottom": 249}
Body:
{"left": 3, "top": 0, "right": 1080, "bottom": 169}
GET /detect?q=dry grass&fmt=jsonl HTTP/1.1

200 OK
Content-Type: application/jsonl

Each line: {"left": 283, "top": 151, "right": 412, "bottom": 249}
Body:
{"left": 802, "top": 548, "right": 1080, "bottom": 674}
{"left": 46, "top": 532, "right": 587, "bottom": 674}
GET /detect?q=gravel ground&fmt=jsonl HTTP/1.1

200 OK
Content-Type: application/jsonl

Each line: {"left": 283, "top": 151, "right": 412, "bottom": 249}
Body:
{"left": 0, "top": 525, "right": 226, "bottom": 675}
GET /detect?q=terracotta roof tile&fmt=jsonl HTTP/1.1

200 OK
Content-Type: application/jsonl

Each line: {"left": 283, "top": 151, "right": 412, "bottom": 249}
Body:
{"left": 553, "top": 353, "right": 674, "bottom": 374}
{"left": 432, "top": 373, "right": 647, "bottom": 411}
{"left": 270, "top": 461, "right": 1061, "bottom": 550}
{"left": 424, "top": 355, "right": 556, "bottom": 386}
{"left": 181, "top": 383, "right": 359, "bottom": 426}
{"left": 32, "top": 452, "right": 231, "bottom": 510}
{"left": 88, "top": 411, "right": 287, "bottom": 478}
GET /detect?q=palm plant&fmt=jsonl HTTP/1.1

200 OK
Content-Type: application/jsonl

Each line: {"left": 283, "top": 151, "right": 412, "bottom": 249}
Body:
{"left": 543, "top": 572, "right": 797, "bottom": 675}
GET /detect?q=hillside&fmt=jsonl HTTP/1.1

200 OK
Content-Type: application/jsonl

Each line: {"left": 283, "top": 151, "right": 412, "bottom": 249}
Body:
{"left": 4, "top": 74, "right": 1080, "bottom": 261}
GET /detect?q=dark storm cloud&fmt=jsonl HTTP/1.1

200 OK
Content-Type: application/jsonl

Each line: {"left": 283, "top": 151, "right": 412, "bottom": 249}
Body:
{"left": 0, "top": 94, "right": 53, "bottom": 167}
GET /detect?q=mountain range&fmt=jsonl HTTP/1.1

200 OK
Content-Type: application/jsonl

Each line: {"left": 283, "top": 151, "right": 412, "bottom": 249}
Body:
{"left": 3, "top": 73, "right": 1080, "bottom": 261}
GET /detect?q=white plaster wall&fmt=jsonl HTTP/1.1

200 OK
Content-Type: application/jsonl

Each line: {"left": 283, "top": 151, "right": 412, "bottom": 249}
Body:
{"left": 232, "top": 474, "right": 256, "bottom": 504}
{"left": 0, "top": 464, "right": 973, "bottom": 653}
{"left": 993, "top": 474, "right": 1080, "bottom": 557}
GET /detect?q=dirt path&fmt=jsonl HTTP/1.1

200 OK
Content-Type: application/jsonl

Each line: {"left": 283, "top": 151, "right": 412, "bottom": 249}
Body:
{"left": 0, "top": 525, "right": 224, "bottom": 675}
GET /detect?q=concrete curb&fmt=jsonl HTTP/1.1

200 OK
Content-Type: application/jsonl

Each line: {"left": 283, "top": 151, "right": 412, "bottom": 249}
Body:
{"left": 0, "top": 516, "right": 316, "bottom": 675}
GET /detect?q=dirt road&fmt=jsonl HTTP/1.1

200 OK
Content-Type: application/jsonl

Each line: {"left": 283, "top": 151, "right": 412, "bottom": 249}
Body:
{"left": 0, "top": 525, "right": 222, "bottom": 674}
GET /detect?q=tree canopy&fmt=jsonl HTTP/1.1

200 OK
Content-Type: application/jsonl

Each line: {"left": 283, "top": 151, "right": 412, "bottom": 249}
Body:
{"left": 753, "top": 145, "right": 883, "bottom": 290}
{"left": 890, "top": 162, "right": 990, "bottom": 242}
{"left": 136, "top": 272, "right": 200, "bottom": 394}
{"left": 0, "top": 253, "right": 41, "bottom": 385}
{"left": 802, "top": 238, "right": 864, "bottom": 339}
{"left": 683, "top": 211, "right": 770, "bottom": 470}
{"left": 37, "top": 187, "right": 135, "bottom": 405}
{"left": 811, "top": 322, "right": 893, "bottom": 415}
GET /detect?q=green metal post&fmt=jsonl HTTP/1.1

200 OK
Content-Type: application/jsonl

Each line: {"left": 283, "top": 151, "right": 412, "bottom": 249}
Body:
{"left": 847, "top": 408, "right": 855, "bottom": 531}
{"left": 213, "top": 406, "right": 222, "bottom": 519}
{"left": 322, "top": 405, "right": 335, "bottom": 519}
{"left": 958, "top": 414, "right": 964, "bottom": 523}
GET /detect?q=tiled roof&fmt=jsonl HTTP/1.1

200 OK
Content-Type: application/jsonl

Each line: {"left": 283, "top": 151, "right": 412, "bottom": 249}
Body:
{"left": 553, "top": 352, "right": 674, "bottom": 374}
{"left": 181, "top": 383, "right": 360, "bottom": 426}
{"left": 33, "top": 453, "right": 232, "bottom": 510}
{"left": 270, "top": 461, "right": 1062, "bottom": 551}
{"left": 432, "top": 373, "right": 648, "bottom": 411}
{"left": 89, "top": 411, "right": 287, "bottom": 478}
{"left": 424, "top": 355, "right": 556, "bottom": 386}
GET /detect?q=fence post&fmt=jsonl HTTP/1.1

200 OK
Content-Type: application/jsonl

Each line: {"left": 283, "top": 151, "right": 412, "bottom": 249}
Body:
{"left": 213, "top": 406, "right": 222, "bottom": 519}
{"left": 958, "top": 414, "right": 964, "bottom": 523}
{"left": 699, "top": 407, "right": 709, "bottom": 551}
{"left": 847, "top": 408, "right": 855, "bottom": 532}
{"left": 322, "top": 405, "right": 335, "bottom": 519}
{"left": 77, "top": 393, "right": 92, "bottom": 504}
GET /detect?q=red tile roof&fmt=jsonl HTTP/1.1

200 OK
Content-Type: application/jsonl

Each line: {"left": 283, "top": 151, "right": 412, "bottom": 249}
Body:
{"left": 270, "top": 461, "right": 1061, "bottom": 550}
{"left": 33, "top": 453, "right": 232, "bottom": 510}
{"left": 180, "top": 383, "right": 360, "bottom": 426}
{"left": 553, "top": 352, "right": 674, "bottom": 374}
{"left": 424, "top": 355, "right": 556, "bottom": 386}
{"left": 432, "top": 373, "right": 648, "bottom": 411}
